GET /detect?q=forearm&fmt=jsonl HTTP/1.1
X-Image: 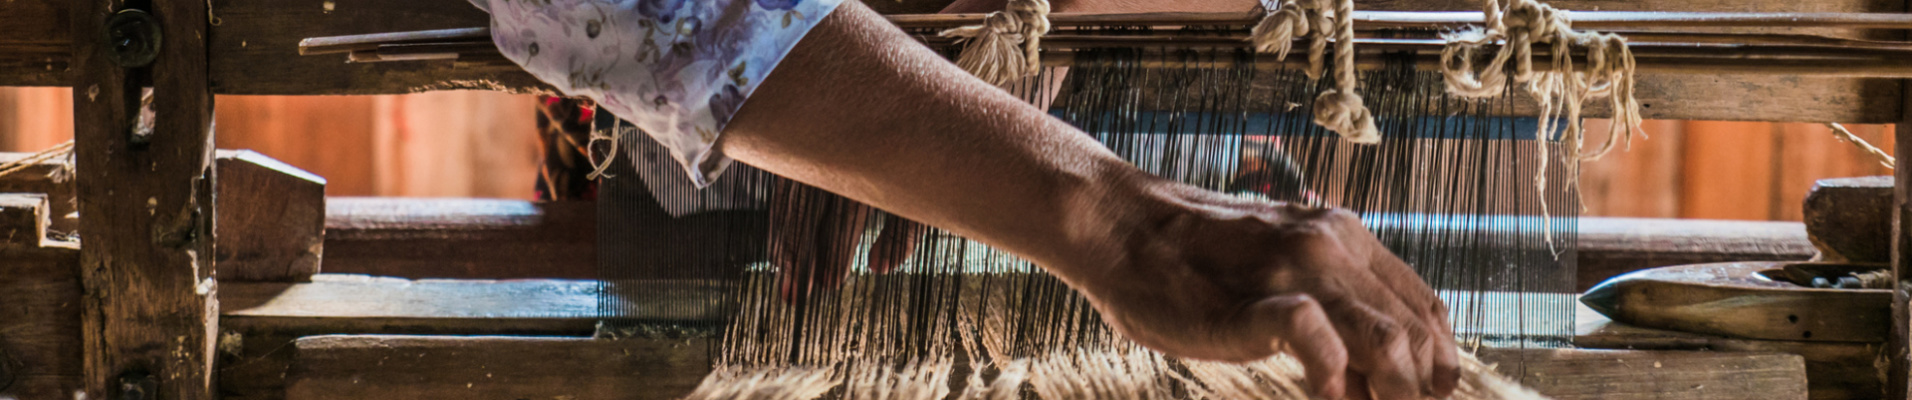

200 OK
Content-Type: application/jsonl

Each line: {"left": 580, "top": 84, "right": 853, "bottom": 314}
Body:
{"left": 721, "top": 2, "right": 1178, "bottom": 273}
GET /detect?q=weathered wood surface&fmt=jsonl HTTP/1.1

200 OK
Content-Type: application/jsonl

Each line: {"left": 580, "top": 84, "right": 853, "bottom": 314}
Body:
{"left": 73, "top": 0, "right": 221, "bottom": 397}
{"left": 320, "top": 197, "right": 1817, "bottom": 284}
{"left": 0, "top": 249, "right": 83, "bottom": 399}
{"left": 323, "top": 197, "right": 594, "bottom": 279}
{"left": 1577, "top": 218, "right": 1816, "bottom": 290}
{"left": 286, "top": 335, "right": 708, "bottom": 400}
{"left": 1805, "top": 176, "right": 1893, "bottom": 263}
{"left": 0, "top": 194, "right": 47, "bottom": 248}
{"left": 1476, "top": 347, "right": 1808, "bottom": 400}
{"left": 0, "top": 195, "right": 82, "bottom": 399}
{"left": 1577, "top": 305, "right": 1883, "bottom": 399}
{"left": 2, "top": 0, "right": 1905, "bottom": 122}
{"left": 1888, "top": 66, "right": 1912, "bottom": 399}
{"left": 222, "top": 275, "right": 604, "bottom": 335}
{"left": 218, "top": 150, "right": 328, "bottom": 282}
{"left": 0, "top": 152, "right": 76, "bottom": 238}
{"left": 1582, "top": 261, "right": 1889, "bottom": 342}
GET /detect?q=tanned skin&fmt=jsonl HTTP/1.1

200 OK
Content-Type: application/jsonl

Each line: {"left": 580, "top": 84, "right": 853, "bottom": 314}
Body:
{"left": 718, "top": 2, "right": 1460, "bottom": 399}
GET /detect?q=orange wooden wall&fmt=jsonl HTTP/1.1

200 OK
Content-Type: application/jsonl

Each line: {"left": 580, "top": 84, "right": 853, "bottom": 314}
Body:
{"left": 0, "top": 87, "right": 1897, "bottom": 221}
{"left": 0, "top": 87, "right": 539, "bottom": 199}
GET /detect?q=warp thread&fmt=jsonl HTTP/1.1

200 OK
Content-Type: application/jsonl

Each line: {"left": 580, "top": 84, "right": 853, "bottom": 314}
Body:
{"left": 686, "top": 268, "right": 1548, "bottom": 400}
{"left": 1251, "top": 0, "right": 1380, "bottom": 144}
{"left": 941, "top": 0, "right": 1052, "bottom": 86}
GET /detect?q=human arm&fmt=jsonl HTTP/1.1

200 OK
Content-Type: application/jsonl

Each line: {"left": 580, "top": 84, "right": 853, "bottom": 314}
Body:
{"left": 720, "top": 2, "right": 1458, "bottom": 399}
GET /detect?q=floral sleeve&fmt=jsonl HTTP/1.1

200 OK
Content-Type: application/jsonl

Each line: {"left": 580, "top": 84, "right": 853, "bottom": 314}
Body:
{"left": 480, "top": 0, "right": 845, "bottom": 187}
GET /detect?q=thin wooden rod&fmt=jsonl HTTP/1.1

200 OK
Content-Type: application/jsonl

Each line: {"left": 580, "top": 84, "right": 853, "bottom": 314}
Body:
{"left": 300, "top": 27, "right": 489, "bottom": 55}
{"left": 890, "top": 11, "right": 1912, "bottom": 30}
{"left": 1038, "top": 50, "right": 1912, "bottom": 77}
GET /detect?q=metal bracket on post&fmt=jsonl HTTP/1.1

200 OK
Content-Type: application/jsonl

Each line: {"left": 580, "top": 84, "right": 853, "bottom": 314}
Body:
{"left": 101, "top": 8, "right": 160, "bottom": 148}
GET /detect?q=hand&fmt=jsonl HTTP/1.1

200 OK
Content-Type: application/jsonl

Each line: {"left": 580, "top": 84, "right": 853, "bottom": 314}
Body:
{"left": 1063, "top": 188, "right": 1458, "bottom": 400}
{"left": 768, "top": 179, "right": 927, "bottom": 301}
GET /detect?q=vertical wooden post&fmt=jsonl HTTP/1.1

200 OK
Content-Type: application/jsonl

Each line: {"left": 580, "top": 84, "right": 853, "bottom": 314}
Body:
{"left": 1894, "top": 83, "right": 1912, "bottom": 399}
{"left": 71, "top": 0, "right": 218, "bottom": 398}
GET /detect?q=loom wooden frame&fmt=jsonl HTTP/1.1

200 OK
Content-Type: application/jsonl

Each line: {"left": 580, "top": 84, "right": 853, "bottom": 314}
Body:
{"left": 0, "top": 0, "right": 1908, "bottom": 398}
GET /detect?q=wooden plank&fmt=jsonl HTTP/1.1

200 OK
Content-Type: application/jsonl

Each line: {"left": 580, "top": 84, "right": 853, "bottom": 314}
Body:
{"left": 0, "top": 194, "right": 47, "bottom": 248}
{"left": 217, "top": 150, "right": 327, "bottom": 282}
{"left": 322, "top": 198, "right": 593, "bottom": 279}
{"left": 221, "top": 275, "right": 610, "bottom": 335}
{"left": 317, "top": 196, "right": 1815, "bottom": 284}
{"left": 1477, "top": 347, "right": 1808, "bottom": 400}
{"left": 1577, "top": 305, "right": 1884, "bottom": 399}
{"left": 205, "top": 0, "right": 549, "bottom": 95}
{"left": 0, "top": 0, "right": 72, "bottom": 87}
{"left": 72, "top": 0, "right": 220, "bottom": 398}
{"left": 3, "top": 375, "right": 84, "bottom": 400}
{"left": 1889, "top": 68, "right": 1912, "bottom": 399}
{"left": 285, "top": 335, "right": 709, "bottom": 400}
{"left": 1576, "top": 218, "right": 1816, "bottom": 290}
{"left": 0, "top": 152, "right": 77, "bottom": 239}
{"left": 0, "top": 249, "right": 83, "bottom": 384}
{"left": 190, "top": 0, "right": 1889, "bottom": 123}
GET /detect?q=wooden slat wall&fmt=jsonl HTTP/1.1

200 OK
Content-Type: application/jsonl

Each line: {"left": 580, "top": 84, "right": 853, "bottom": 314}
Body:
{"left": 0, "top": 88, "right": 538, "bottom": 199}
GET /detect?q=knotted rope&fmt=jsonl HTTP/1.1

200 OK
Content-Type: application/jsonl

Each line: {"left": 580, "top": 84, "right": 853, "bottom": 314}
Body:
{"left": 941, "top": 0, "right": 1051, "bottom": 86}
{"left": 1827, "top": 122, "right": 1896, "bottom": 170}
{"left": 1440, "top": 0, "right": 1643, "bottom": 251}
{"left": 1251, "top": 0, "right": 1380, "bottom": 144}
{"left": 0, "top": 140, "right": 74, "bottom": 180}
{"left": 1441, "top": 0, "right": 1642, "bottom": 174}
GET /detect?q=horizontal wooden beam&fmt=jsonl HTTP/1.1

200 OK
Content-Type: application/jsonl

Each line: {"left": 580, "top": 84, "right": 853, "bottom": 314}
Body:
{"left": 287, "top": 335, "right": 708, "bottom": 400}
{"left": 322, "top": 198, "right": 593, "bottom": 280}
{"left": 1576, "top": 304, "right": 1880, "bottom": 399}
{"left": 2, "top": 0, "right": 1906, "bottom": 121}
{"left": 320, "top": 197, "right": 1817, "bottom": 288}
{"left": 1576, "top": 218, "right": 1817, "bottom": 289}
{"left": 279, "top": 334, "right": 1804, "bottom": 400}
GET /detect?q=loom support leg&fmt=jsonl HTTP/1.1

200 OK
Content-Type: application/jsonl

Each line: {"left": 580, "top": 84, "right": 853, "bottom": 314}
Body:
{"left": 1891, "top": 81, "right": 1912, "bottom": 399}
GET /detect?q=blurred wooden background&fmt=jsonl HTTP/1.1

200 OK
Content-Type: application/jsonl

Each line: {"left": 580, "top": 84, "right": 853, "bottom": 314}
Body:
{"left": 0, "top": 87, "right": 1895, "bottom": 221}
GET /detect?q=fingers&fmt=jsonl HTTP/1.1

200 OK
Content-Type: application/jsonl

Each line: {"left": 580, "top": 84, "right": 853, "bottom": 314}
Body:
{"left": 1343, "top": 372, "right": 1373, "bottom": 400}
{"left": 772, "top": 181, "right": 869, "bottom": 302}
{"left": 813, "top": 197, "right": 871, "bottom": 290}
{"left": 868, "top": 214, "right": 926, "bottom": 274}
{"left": 1370, "top": 252, "right": 1459, "bottom": 397}
{"left": 1248, "top": 295, "right": 1348, "bottom": 400}
{"left": 1317, "top": 293, "right": 1421, "bottom": 400}
{"left": 1320, "top": 210, "right": 1461, "bottom": 397}
{"left": 771, "top": 180, "right": 822, "bottom": 302}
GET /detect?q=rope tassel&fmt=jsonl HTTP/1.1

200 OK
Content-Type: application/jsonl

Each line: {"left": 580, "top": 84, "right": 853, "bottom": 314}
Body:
{"left": 1252, "top": 0, "right": 1381, "bottom": 144}
{"left": 941, "top": 0, "right": 1050, "bottom": 86}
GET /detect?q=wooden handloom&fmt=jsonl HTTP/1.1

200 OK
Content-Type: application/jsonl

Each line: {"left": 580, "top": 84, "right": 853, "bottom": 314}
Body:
{"left": 0, "top": 0, "right": 1909, "bottom": 399}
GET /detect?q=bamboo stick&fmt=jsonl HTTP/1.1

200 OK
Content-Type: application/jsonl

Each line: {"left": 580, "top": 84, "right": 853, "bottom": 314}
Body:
{"left": 300, "top": 27, "right": 489, "bottom": 55}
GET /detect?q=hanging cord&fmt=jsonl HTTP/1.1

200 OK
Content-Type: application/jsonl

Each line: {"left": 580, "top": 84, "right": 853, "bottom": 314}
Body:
{"left": 0, "top": 140, "right": 75, "bottom": 180}
{"left": 941, "top": 0, "right": 1051, "bottom": 86}
{"left": 1251, "top": 0, "right": 1379, "bottom": 143}
{"left": 1441, "top": 0, "right": 1643, "bottom": 166}
{"left": 1827, "top": 122, "right": 1896, "bottom": 170}
{"left": 1440, "top": 0, "right": 1643, "bottom": 252}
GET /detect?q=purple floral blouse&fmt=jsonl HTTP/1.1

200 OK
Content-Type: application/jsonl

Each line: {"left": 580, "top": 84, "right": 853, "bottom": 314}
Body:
{"left": 474, "top": 0, "right": 845, "bottom": 187}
